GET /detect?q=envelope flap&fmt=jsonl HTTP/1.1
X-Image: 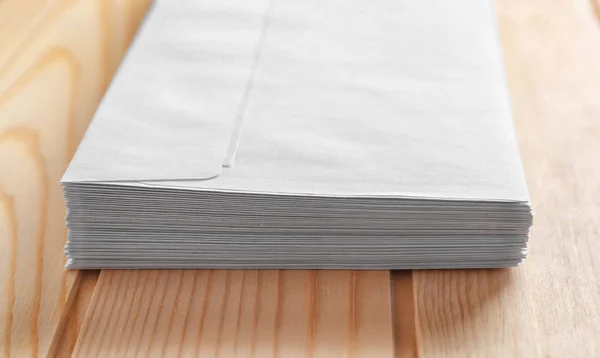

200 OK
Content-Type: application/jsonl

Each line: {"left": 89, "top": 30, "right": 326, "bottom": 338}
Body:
{"left": 62, "top": 0, "right": 272, "bottom": 183}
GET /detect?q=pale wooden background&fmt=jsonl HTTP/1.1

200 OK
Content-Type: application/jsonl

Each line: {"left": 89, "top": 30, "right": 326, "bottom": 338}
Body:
{"left": 1, "top": 0, "right": 600, "bottom": 357}
{"left": 0, "top": 1, "right": 151, "bottom": 356}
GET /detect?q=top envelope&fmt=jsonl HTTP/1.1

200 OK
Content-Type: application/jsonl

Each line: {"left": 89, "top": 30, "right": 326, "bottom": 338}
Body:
{"left": 62, "top": 0, "right": 529, "bottom": 202}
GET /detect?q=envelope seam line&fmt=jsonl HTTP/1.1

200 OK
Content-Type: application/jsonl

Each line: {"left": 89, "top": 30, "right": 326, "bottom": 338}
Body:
{"left": 223, "top": 0, "right": 276, "bottom": 168}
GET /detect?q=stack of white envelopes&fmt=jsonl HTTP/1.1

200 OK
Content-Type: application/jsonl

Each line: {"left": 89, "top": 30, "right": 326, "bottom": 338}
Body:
{"left": 62, "top": 0, "right": 533, "bottom": 269}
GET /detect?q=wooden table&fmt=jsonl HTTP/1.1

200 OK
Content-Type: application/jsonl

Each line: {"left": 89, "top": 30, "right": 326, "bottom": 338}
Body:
{"left": 1, "top": 0, "right": 599, "bottom": 357}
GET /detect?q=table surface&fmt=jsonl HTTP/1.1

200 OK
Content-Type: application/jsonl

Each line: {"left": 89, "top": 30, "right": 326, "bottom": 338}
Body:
{"left": 1, "top": 0, "right": 600, "bottom": 357}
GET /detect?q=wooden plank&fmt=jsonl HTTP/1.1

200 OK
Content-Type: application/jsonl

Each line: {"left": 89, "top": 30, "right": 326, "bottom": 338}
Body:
{"left": 408, "top": 0, "right": 600, "bottom": 356}
{"left": 53, "top": 270, "right": 100, "bottom": 358}
{"left": 0, "top": 1, "right": 151, "bottom": 356}
{"left": 72, "top": 270, "right": 394, "bottom": 358}
{"left": 392, "top": 272, "right": 417, "bottom": 358}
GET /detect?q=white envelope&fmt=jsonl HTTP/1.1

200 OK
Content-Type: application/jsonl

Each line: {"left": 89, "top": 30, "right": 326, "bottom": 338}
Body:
{"left": 62, "top": 0, "right": 530, "bottom": 202}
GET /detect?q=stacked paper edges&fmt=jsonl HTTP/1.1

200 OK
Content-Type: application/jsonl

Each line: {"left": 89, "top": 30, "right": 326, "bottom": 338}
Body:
{"left": 62, "top": 0, "right": 533, "bottom": 269}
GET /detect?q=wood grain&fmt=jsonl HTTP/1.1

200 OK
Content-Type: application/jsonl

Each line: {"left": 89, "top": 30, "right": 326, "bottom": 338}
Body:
{"left": 405, "top": 0, "right": 600, "bottom": 357}
{"left": 0, "top": 0, "right": 151, "bottom": 357}
{"left": 72, "top": 270, "right": 394, "bottom": 358}
{"left": 54, "top": 270, "right": 99, "bottom": 358}
{"left": 392, "top": 272, "right": 417, "bottom": 358}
